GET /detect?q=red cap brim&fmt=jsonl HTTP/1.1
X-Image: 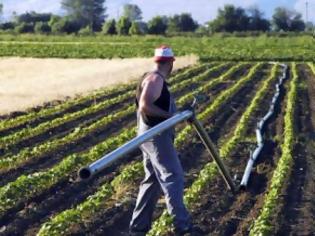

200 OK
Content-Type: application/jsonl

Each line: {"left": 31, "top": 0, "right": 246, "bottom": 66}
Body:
{"left": 154, "top": 56, "right": 175, "bottom": 62}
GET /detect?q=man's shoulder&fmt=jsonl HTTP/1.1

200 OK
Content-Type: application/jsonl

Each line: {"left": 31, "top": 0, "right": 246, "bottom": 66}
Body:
{"left": 143, "top": 72, "right": 163, "bottom": 85}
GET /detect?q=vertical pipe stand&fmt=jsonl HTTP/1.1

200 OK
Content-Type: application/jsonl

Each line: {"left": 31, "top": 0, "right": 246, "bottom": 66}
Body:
{"left": 190, "top": 116, "right": 237, "bottom": 193}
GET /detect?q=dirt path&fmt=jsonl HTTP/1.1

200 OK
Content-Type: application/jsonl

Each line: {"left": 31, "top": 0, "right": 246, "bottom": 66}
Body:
{"left": 0, "top": 56, "right": 197, "bottom": 115}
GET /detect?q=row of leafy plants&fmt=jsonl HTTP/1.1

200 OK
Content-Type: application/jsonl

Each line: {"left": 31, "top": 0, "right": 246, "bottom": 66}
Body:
{"left": 249, "top": 62, "right": 298, "bottom": 235}
{"left": 0, "top": 62, "right": 242, "bottom": 217}
{"left": 178, "top": 62, "right": 247, "bottom": 105}
{"left": 0, "top": 36, "right": 314, "bottom": 61}
{"left": 37, "top": 63, "right": 261, "bottom": 235}
{"left": 219, "top": 63, "right": 278, "bottom": 158}
{"left": 0, "top": 63, "right": 228, "bottom": 173}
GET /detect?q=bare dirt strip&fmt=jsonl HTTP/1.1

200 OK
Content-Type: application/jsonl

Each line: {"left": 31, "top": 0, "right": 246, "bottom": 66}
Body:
{"left": 0, "top": 56, "right": 197, "bottom": 115}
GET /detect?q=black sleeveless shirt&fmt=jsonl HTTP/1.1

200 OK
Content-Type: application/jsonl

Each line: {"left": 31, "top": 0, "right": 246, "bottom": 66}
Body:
{"left": 135, "top": 71, "right": 170, "bottom": 127}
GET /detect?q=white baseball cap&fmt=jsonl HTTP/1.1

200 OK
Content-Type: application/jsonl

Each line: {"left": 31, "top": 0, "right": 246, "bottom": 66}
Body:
{"left": 154, "top": 45, "right": 175, "bottom": 62}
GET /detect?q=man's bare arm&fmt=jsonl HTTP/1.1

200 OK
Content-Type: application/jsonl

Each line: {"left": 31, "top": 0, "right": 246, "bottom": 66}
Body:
{"left": 138, "top": 75, "right": 173, "bottom": 119}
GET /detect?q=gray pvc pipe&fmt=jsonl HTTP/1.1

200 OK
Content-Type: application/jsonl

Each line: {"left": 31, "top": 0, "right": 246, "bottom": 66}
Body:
{"left": 240, "top": 63, "right": 288, "bottom": 188}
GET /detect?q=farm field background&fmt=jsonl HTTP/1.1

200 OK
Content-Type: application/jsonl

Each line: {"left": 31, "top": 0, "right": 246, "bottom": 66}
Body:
{"left": 0, "top": 34, "right": 315, "bottom": 236}
{"left": 0, "top": 34, "right": 314, "bottom": 61}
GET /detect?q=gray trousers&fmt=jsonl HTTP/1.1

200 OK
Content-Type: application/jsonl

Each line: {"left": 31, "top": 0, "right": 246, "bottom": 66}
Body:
{"left": 130, "top": 130, "right": 191, "bottom": 232}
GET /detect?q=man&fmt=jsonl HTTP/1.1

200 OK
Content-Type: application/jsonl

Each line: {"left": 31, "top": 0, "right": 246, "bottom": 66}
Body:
{"left": 129, "top": 46, "right": 193, "bottom": 236}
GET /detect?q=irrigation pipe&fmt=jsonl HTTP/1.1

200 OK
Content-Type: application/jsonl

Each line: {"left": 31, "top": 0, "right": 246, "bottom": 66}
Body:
{"left": 240, "top": 63, "right": 288, "bottom": 188}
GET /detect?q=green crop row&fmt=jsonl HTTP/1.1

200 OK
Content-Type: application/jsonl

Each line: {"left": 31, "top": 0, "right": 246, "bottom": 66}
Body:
{"left": 0, "top": 105, "right": 135, "bottom": 172}
{"left": 0, "top": 62, "right": 230, "bottom": 217}
{"left": 0, "top": 35, "right": 314, "bottom": 61}
{"left": 249, "top": 63, "right": 297, "bottom": 235}
{"left": 0, "top": 90, "right": 135, "bottom": 150}
{"left": 148, "top": 63, "right": 265, "bottom": 235}
{"left": 171, "top": 63, "right": 229, "bottom": 92}
{"left": 37, "top": 63, "right": 260, "bottom": 236}
{"left": 178, "top": 62, "right": 246, "bottom": 105}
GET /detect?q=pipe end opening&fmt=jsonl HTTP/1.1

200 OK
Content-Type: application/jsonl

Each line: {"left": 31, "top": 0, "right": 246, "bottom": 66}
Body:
{"left": 79, "top": 167, "right": 92, "bottom": 180}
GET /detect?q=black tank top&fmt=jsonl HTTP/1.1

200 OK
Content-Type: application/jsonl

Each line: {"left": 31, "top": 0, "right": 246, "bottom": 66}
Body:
{"left": 135, "top": 71, "right": 170, "bottom": 127}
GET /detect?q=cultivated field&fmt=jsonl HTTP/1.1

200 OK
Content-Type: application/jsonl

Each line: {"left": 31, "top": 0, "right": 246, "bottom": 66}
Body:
{"left": 0, "top": 59, "right": 314, "bottom": 235}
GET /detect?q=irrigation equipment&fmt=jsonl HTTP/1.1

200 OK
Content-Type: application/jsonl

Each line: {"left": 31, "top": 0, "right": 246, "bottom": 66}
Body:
{"left": 240, "top": 63, "right": 288, "bottom": 188}
{"left": 79, "top": 101, "right": 237, "bottom": 193}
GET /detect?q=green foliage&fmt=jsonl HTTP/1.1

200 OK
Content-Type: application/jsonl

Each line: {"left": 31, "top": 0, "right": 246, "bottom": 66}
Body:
{"left": 61, "top": 0, "right": 107, "bottom": 31}
{"left": 15, "top": 22, "right": 34, "bottom": 33}
{"left": 129, "top": 21, "right": 142, "bottom": 35}
{"left": 78, "top": 26, "right": 93, "bottom": 35}
{"left": 147, "top": 16, "right": 168, "bottom": 35}
{"left": 102, "top": 19, "right": 116, "bottom": 35}
{"left": 272, "top": 7, "right": 305, "bottom": 32}
{"left": 122, "top": 4, "right": 142, "bottom": 22}
{"left": 0, "top": 35, "right": 314, "bottom": 61}
{"left": 16, "top": 12, "right": 52, "bottom": 24}
{"left": 0, "top": 3, "right": 3, "bottom": 18}
{"left": 34, "top": 22, "right": 51, "bottom": 34}
{"left": 0, "top": 90, "right": 135, "bottom": 150}
{"left": 209, "top": 4, "right": 250, "bottom": 32}
{"left": 249, "top": 63, "right": 298, "bottom": 235}
{"left": 247, "top": 7, "right": 270, "bottom": 31}
{"left": 167, "top": 13, "right": 198, "bottom": 33}
{"left": 116, "top": 16, "right": 131, "bottom": 35}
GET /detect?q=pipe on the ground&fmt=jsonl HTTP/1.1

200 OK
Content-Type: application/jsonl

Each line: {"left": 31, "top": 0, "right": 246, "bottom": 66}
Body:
{"left": 240, "top": 63, "right": 288, "bottom": 189}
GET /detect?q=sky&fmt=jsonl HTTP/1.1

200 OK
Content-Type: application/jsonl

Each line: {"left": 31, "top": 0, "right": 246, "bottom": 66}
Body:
{"left": 0, "top": 0, "right": 314, "bottom": 24}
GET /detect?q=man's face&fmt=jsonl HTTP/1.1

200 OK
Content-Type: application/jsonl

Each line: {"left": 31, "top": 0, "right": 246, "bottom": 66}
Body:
{"left": 167, "top": 61, "right": 174, "bottom": 75}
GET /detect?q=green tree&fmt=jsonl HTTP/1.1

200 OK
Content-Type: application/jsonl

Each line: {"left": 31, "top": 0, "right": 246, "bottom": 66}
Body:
{"left": 102, "top": 19, "right": 116, "bottom": 34}
{"left": 116, "top": 16, "right": 131, "bottom": 35}
{"left": 272, "top": 7, "right": 305, "bottom": 32}
{"left": 208, "top": 4, "right": 250, "bottom": 32}
{"left": 122, "top": 4, "right": 142, "bottom": 22}
{"left": 78, "top": 26, "right": 92, "bottom": 35}
{"left": 129, "top": 21, "right": 142, "bottom": 35}
{"left": 50, "top": 17, "right": 81, "bottom": 34}
{"left": 168, "top": 13, "right": 198, "bottom": 32}
{"left": 0, "top": 3, "right": 3, "bottom": 21}
{"left": 305, "top": 22, "right": 314, "bottom": 32}
{"left": 61, "top": 0, "right": 107, "bottom": 31}
{"left": 15, "top": 22, "right": 34, "bottom": 33}
{"left": 148, "top": 16, "right": 168, "bottom": 34}
{"left": 34, "top": 22, "right": 51, "bottom": 34}
{"left": 247, "top": 7, "right": 270, "bottom": 31}
{"left": 17, "top": 11, "right": 52, "bottom": 24}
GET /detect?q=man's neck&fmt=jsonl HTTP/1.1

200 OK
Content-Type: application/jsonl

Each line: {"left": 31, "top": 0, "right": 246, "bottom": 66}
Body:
{"left": 155, "top": 68, "right": 169, "bottom": 80}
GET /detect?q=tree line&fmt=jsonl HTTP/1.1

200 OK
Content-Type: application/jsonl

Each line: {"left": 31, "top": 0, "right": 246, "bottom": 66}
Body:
{"left": 0, "top": 1, "right": 313, "bottom": 35}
